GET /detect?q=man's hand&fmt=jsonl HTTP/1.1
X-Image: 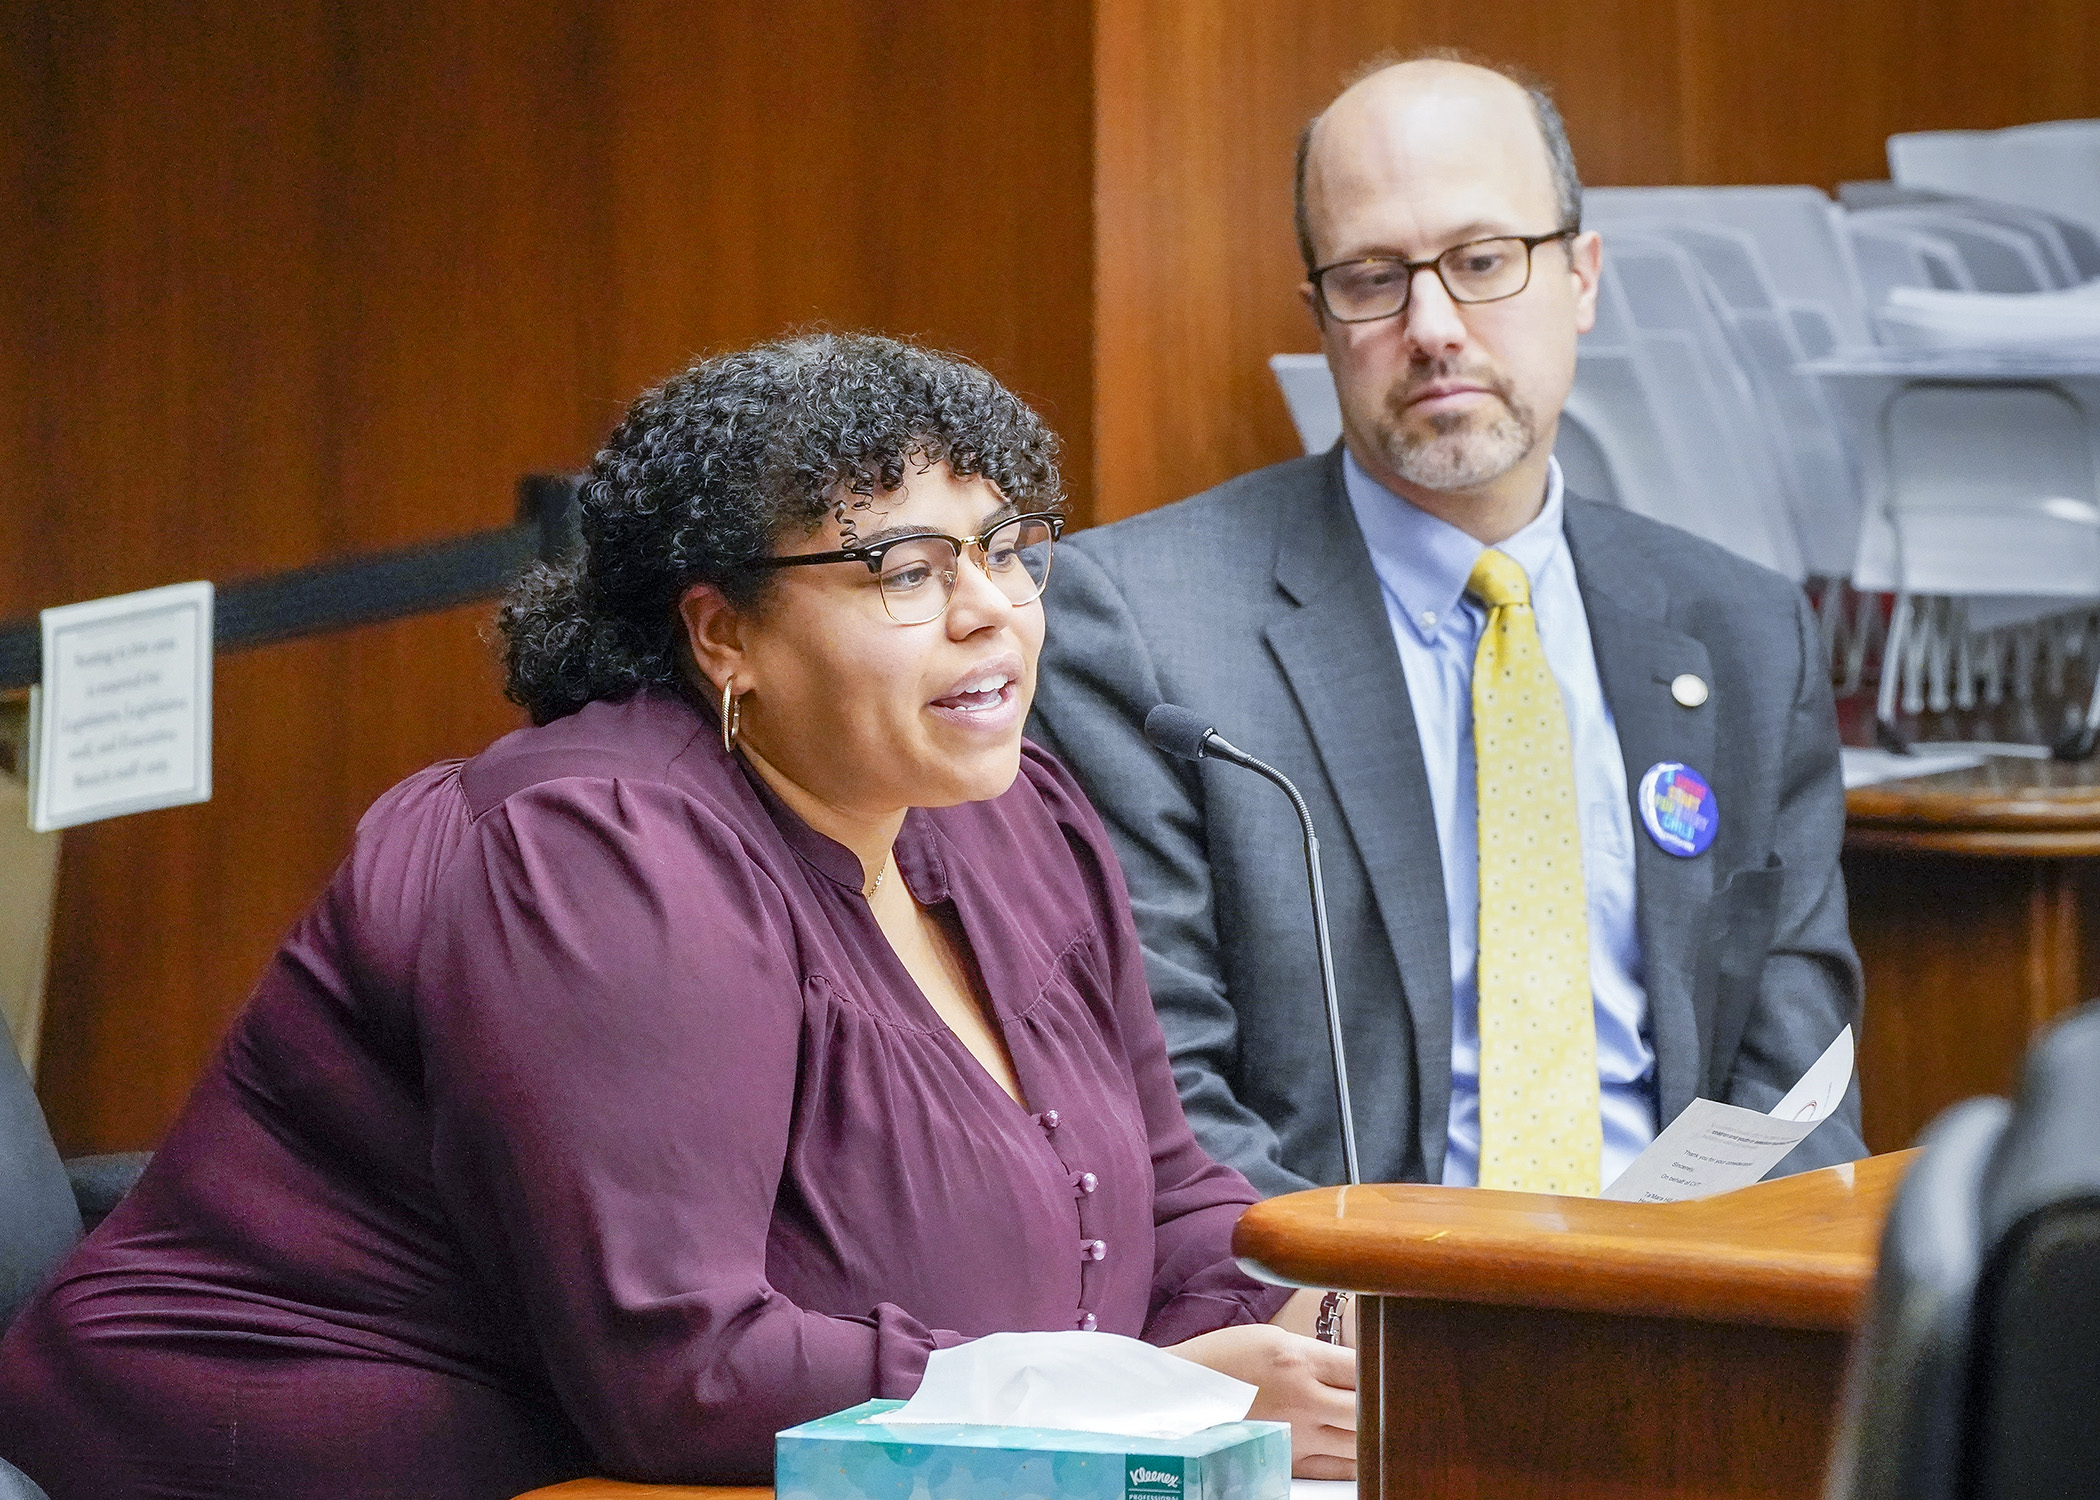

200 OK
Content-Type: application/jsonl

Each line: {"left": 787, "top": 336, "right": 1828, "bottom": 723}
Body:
{"left": 1166, "top": 1323, "right": 1356, "bottom": 1478}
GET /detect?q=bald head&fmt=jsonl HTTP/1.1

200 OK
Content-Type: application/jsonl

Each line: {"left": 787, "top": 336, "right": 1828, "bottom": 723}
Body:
{"left": 1294, "top": 58, "right": 1580, "bottom": 273}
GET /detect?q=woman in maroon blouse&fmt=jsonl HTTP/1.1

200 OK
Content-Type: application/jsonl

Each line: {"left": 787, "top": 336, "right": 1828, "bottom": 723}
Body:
{"left": 0, "top": 335, "right": 1353, "bottom": 1498}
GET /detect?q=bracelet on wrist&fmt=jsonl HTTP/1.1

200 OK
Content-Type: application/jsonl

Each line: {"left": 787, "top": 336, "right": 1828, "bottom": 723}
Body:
{"left": 1315, "top": 1289, "right": 1351, "bottom": 1344}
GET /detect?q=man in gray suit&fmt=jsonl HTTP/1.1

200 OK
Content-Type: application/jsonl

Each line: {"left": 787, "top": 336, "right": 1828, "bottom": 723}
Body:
{"left": 1029, "top": 55, "right": 1864, "bottom": 1197}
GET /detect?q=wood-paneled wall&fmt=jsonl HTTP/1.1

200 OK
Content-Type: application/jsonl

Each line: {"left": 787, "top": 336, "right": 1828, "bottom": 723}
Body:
{"left": 3, "top": 0, "right": 1091, "bottom": 1152}
{"left": 4, "top": 0, "right": 610, "bottom": 1154}
{"left": 11, "top": 0, "right": 2100, "bottom": 1152}
{"left": 1090, "top": 0, "right": 2100, "bottom": 522}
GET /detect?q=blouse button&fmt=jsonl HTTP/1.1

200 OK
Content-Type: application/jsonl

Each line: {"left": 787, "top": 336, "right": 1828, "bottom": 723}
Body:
{"left": 1077, "top": 1172, "right": 1098, "bottom": 1195}
{"left": 1040, "top": 1110, "right": 1062, "bottom": 1130}
{"left": 1077, "top": 1311, "right": 1098, "bottom": 1332}
{"left": 1082, "top": 1238, "right": 1107, "bottom": 1262}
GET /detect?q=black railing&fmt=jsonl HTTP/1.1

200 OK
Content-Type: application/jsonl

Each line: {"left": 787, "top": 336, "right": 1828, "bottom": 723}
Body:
{"left": 0, "top": 475, "right": 581, "bottom": 695}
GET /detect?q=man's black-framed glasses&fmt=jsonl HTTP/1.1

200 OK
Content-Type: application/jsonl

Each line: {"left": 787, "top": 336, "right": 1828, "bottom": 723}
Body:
{"left": 751, "top": 511, "right": 1064, "bottom": 625}
{"left": 1309, "top": 228, "right": 1579, "bottom": 324}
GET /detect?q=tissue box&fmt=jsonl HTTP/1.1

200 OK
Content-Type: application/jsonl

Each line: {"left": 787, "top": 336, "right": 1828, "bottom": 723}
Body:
{"left": 776, "top": 1399, "right": 1291, "bottom": 1500}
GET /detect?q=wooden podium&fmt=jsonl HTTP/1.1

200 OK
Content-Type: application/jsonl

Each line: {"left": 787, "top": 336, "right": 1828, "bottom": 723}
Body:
{"left": 1232, "top": 1152, "right": 1911, "bottom": 1500}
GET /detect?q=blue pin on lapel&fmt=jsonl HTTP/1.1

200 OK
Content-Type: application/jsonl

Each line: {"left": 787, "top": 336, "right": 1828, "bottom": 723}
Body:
{"left": 1638, "top": 762, "right": 1718, "bottom": 858}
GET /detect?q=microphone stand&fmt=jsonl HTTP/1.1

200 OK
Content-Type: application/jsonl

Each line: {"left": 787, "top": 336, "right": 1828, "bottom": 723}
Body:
{"left": 1185, "top": 730, "right": 1363, "bottom": 1187}
{"left": 1150, "top": 705, "right": 1360, "bottom": 1193}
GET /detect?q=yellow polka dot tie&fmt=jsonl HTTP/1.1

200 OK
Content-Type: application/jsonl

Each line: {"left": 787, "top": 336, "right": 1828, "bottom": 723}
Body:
{"left": 1467, "top": 548, "right": 1602, "bottom": 1196}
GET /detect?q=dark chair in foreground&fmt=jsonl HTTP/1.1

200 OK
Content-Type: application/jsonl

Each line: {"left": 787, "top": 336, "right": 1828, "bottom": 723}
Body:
{"left": 1969, "top": 1003, "right": 2100, "bottom": 1500}
{"left": 1829, "top": 1000, "right": 2100, "bottom": 1500}
{"left": 1825, "top": 1095, "right": 2007, "bottom": 1500}
{"left": 0, "top": 1038, "right": 80, "bottom": 1333}
{"left": 2, "top": 1039, "right": 143, "bottom": 1493}
{"left": 1, "top": 1038, "right": 149, "bottom": 1330}
{"left": 0, "top": 1041, "right": 70, "bottom": 1494}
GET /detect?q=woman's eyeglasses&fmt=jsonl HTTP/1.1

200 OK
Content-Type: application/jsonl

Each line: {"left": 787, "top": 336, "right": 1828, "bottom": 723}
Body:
{"left": 749, "top": 512, "right": 1064, "bottom": 625}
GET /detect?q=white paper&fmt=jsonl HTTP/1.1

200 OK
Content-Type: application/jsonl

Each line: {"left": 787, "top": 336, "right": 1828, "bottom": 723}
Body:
{"left": 1770, "top": 1024, "right": 1854, "bottom": 1124}
{"left": 31, "top": 582, "right": 213, "bottom": 832}
{"left": 1601, "top": 1028, "right": 1853, "bottom": 1203}
{"left": 1840, "top": 746, "right": 1986, "bottom": 789}
{"left": 874, "top": 1331, "right": 1256, "bottom": 1439}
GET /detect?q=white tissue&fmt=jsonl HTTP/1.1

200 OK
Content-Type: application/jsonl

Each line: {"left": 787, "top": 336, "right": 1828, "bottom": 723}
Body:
{"left": 872, "top": 1331, "right": 1258, "bottom": 1440}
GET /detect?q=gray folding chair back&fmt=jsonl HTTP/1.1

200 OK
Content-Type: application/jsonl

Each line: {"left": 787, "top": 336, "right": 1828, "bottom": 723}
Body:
{"left": 1559, "top": 347, "right": 1669, "bottom": 515}
{"left": 0, "top": 1032, "right": 80, "bottom": 1331}
{"left": 1587, "top": 184, "right": 1874, "bottom": 349}
{"left": 1603, "top": 235, "right": 1806, "bottom": 577}
{"left": 1558, "top": 268, "right": 1676, "bottom": 514}
{"left": 1633, "top": 221, "right": 1864, "bottom": 576}
{"left": 1550, "top": 394, "right": 1622, "bottom": 507}
{"left": 1565, "top": 263, "right": 1784, "bottom": 566}
{"left": 1882, "top": 383, "right": 2100, "bottom": 599}
{"left": 1268, "top": 353, "right": 1341, "bottom": 456}
{"left": 1841, "top": 186, "right": 2100, "bottom": 282}
{"left": 1852, "top": 206, "right": 2061, "bottom": 293}
{"left": 1847, "top": 220, "right": 1976, "bottom": 311}
{"left": 1891, "top": 125, "right": 2100, "bottom": 242}
{"left": 1930, "top": 197, "right": 2099, "bottom": 284}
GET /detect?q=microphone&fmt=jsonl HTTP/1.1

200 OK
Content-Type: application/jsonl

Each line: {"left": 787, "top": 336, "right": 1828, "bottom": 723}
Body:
{"left": 1143, "top": 703, "right": 1361, "bottom": 1186}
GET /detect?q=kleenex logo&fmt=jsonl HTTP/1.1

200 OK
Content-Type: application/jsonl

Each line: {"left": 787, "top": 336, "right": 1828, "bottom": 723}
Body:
{"left": 1125, "top": 1455, "right": 1186, "bottom": 1500}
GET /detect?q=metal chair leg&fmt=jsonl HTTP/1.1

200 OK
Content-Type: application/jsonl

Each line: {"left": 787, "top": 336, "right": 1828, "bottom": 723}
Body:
{"left": 1902, "top": 598, "right": 1933, "bottom": 717}
{"left": 1877, "top": 592, "right": 1913, "bottom": 753}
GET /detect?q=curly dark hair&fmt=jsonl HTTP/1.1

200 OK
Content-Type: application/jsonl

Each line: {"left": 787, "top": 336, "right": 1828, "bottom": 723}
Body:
{"left": 497, "top": 332, "right": 1065, "bottom": 725}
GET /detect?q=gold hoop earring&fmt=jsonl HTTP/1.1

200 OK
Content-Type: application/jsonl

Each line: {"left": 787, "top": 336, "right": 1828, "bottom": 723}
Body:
{"left": 720, "top": 674, "right": 744, "bottom": 754}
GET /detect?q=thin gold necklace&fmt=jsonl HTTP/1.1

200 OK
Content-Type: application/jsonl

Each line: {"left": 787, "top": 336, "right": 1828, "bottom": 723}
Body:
{"left": 864, "top": 852, "right": 889, "bottom": 900}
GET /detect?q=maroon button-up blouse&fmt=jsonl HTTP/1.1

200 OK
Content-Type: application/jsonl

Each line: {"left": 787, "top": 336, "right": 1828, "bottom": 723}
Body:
{"left": 0, "top": 691, "right": 1286, "bottom": 1497}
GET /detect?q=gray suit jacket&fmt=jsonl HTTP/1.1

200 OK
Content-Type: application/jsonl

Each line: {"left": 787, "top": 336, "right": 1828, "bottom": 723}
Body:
{"left": 1029, "top": 449, "right": 1866, "bottom": 1196}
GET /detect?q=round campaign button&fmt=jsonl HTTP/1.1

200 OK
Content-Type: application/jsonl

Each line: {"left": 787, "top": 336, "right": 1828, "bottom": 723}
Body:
{"left": 1638, "top": 762, "right": 1718, "bottom": 858}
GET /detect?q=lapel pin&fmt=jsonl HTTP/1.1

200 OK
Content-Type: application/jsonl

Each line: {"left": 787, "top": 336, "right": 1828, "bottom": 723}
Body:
{"left": 1670, "top": 673, "right": 1709, "bottom": 708}
{"left": 1639, "top": 762, "right": 1718, "bottom": 857}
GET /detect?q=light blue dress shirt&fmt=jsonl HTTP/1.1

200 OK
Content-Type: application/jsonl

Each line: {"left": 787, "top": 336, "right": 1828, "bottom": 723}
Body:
{"left": 1342, "top": 451, "right": 1659, "bottom": 1188}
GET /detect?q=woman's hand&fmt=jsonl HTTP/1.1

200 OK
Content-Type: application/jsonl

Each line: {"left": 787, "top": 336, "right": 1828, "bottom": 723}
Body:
{"left": 1166, "top": 1323, "right": 1356, "bottom": 1478}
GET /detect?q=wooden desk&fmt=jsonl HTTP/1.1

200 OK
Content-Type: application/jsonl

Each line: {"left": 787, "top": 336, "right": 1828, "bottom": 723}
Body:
{"left": 1846, "top": 754, "right": 2100, "bottom": 1152}
{"left": 1234, "top": 1151, "right": 1911, "bottom": 1500}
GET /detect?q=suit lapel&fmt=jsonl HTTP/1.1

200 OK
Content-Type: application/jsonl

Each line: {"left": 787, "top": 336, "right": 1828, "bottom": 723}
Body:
{"left": 1263, "top": 453, "right": 1455, "bottom": 1179}
{"left": 1564, "top": 501, "right": 1716, "bottom": 1128}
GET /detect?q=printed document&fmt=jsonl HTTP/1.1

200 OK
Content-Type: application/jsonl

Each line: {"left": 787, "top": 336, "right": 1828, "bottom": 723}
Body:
{"left": 1600, "top": 1027, "right": 1853, "bottom": 1203}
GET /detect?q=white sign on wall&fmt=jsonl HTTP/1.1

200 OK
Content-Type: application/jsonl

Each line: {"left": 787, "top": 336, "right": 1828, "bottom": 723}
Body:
{"left": 30, "top": 581, "right": 214, "bottom": 832}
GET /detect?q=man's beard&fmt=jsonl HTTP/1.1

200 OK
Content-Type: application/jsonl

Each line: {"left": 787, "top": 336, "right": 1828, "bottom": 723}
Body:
{"left": 1371, "top": 361, "right": 1539, "bottom": 492}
